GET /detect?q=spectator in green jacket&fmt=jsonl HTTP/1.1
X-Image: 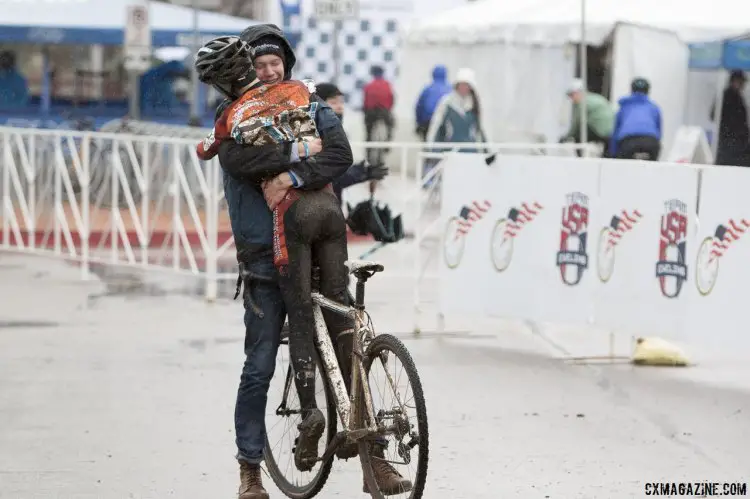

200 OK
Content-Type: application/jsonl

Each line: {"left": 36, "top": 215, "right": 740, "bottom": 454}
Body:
{"left": 561, "top": 79, "right": 615, "bottom": 157}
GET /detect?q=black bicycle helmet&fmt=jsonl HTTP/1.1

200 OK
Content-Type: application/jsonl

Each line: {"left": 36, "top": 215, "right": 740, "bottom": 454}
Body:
{"left": 195, "top": 36, "right": 254, "bottom": 86}
{"left": 631, "top": 77, "right": 650, "bottom": 94}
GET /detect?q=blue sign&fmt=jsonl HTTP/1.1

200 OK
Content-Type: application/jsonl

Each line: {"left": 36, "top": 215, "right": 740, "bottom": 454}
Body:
{"left": 0, "top": 25, "right": 243, "bottom": 47}
{"left": 723, "top": 40, "right": 750, "bottom": 70}
{"left": 688, "top": 42, "right": 724, "bottom": 70}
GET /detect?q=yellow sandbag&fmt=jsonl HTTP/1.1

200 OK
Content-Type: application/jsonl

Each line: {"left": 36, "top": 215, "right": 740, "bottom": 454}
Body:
{"left": 631, "top": 337, "right": 690, "bottom": 367}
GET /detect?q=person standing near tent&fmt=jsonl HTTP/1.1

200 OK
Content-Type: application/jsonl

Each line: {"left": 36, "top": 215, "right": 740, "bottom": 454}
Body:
{"left": 423, "top": 67, "right": 487, "bottom": 186}
{"left": 714, "top": 70, "right": 749, "bottom": 166}
{"left": 425, "top": 67, "right": 487, "bottom": 150}
{"left": 610, "top": 78, "right": 662, "bottom": 160}
{"left": 561, "top": 79, "right": 615, "bottom": 157}
{"left": 414, "top": 65, "right": 452, "bottom": 141}
{"left": 362, "top": 65, "right": 395, "bottom": 145}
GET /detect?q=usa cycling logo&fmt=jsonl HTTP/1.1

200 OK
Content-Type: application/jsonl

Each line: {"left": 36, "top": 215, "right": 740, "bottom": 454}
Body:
{"left": 443, "top": 200, "right": 492, "bottom": 269}
{"left": 490, "top": 201, "right": 544, "bottom": 272}
{"left": 556, "top": 192, "right": 589, "bottom": 286}
{"left": 695, "top": 218, "right": 750, "bottom": 295}
{"left": 596, "top": 209, "right": 643, "bottom": 283}
{"left": 656, "top": 199, "right": 688, "bottom": 298}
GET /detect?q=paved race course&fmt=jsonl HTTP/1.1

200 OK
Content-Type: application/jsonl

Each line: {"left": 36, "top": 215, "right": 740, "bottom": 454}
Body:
{"left": 0, "top": 251, "right": 748, "bottom": 498}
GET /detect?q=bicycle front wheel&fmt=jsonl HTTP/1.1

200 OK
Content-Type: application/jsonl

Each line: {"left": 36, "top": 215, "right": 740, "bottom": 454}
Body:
{"left": 358, "top": 334, "right": 429, "bottom": 499}
{"left": 264, "top": 333, "right": 337, "bottom": 499}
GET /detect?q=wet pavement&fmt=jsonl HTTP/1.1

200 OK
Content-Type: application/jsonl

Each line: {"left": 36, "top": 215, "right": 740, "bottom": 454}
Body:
{"left": 0, "top": 250, "right": 749, "bottom": 499}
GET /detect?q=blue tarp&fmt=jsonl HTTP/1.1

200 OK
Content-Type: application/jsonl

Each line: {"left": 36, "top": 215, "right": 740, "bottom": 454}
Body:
{"left": 689, "top": 38, "right": 750, "bottom": 70}
{"left": 0, "top": 0, "right": 256, "bottom": 47}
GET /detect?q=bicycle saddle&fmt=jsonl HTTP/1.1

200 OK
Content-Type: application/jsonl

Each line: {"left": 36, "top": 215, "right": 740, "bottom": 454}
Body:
{"left": 345, "top": 260, "right": 384, "bottom": 275}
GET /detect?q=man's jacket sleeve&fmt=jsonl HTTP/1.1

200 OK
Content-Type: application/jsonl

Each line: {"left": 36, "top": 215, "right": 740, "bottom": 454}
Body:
{"left": 218, "top": 141, "right": 294, "bottom": 184}
{"left": 293, "top": 103, "right": 354, "bottom": 191}
{"left": 332, "top": 161, "right": 368, "bottom": 192}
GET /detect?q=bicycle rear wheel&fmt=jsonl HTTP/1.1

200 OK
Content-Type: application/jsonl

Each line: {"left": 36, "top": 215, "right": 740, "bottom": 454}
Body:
{"left": 358, "top": 334, "right": 429, "bottom": 499}
{"left": 264, "top": 328, "right": 337, "bottom": 499}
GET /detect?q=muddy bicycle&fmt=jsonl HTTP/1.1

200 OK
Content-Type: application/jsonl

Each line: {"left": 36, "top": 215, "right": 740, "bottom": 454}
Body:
{"left": 262, "top": 260, "right": 429, "bottom": 498}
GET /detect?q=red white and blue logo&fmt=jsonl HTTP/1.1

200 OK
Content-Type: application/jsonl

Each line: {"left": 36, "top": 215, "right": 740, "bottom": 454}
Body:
{"left": 556, "top": 192, "right": 590, "bottom": 286}
{"left": 656, "top": 199, "right": 688, "bottom": 298}
{"left": 442, "top": 200, "right": 492, "bottom": 269}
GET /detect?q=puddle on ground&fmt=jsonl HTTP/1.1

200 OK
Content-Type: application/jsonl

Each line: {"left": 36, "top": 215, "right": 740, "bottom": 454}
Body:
{"left": 0, "top": 320, "right": 59, "bottom": 328}
{"left": 85, "top": 263, "right": 239, "bottom": 303}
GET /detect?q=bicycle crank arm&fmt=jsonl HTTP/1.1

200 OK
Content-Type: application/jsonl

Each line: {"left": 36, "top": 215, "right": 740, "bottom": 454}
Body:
{"left": 319, "top": 428, "right": 383, "bottom": 463}
{"left": 318, "top": 431, "right": 347, "bottom": 463}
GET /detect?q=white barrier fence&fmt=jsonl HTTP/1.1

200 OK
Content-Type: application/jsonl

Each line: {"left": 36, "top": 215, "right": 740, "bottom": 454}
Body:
{"left": 0, "top": 125, "right": 594, "bottom": 300}
{"left": 437, "top": 153, "right": 750, "bottom": 355}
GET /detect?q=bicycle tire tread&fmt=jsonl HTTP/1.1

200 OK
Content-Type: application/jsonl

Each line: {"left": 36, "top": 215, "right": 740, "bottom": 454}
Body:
{"left": 358, "top": 334, "right": 430, "bottom": 499}
{"left": 264, "top": 349, "right": 337, "bottom": 499}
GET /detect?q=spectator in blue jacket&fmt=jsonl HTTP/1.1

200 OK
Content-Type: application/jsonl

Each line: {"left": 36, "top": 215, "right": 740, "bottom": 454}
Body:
{"left": 610, "top": 77, "right": 662, "bottom": 160}
{"left": 415, "top": 65, "right": 452, "bottom": 141}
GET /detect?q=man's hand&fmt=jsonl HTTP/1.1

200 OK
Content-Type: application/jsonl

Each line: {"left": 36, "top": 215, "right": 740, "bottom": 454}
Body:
{"left": 367, "top": 163, "right": 389, "bottom": 181}
{"left": 297, "top": 138, "right": 323, "bottom": 158}
{"left": 262, "top": 173, "right": 294, "bottom": 210}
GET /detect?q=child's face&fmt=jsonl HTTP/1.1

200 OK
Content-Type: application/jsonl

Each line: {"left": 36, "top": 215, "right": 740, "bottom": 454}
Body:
{"left": 254, "top": 55, "right": 284, "bottom": 85}
{"left": 326, "top": 95, "right": 345, "bottom": 117}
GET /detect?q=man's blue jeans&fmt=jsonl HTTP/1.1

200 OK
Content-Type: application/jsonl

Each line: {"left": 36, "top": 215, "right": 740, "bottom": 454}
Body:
{"left": 233, "top": 255, "right": 388, "bottom": 464}
{"left": 234, "top": 256, "right": 286, "bottom": 464}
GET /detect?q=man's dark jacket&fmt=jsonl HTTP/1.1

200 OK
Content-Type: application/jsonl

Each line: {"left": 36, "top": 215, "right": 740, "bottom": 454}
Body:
{"left": 216, "top": 24, "right": 353, "bottom": 261}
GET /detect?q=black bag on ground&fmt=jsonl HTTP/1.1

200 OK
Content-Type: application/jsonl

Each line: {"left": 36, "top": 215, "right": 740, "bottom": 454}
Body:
{"left": 346, "top": 198, "right": 404, "bottom": 243}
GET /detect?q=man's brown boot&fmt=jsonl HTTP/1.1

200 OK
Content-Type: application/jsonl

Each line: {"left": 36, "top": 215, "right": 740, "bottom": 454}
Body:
{"left": 362, "top": 443, "right": 413, "bottom": 496}
{"left": 238, "top": 461, "right": 269, "bottom": 499}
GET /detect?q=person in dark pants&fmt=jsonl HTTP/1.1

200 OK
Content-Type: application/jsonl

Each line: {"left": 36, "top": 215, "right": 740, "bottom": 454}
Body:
{"left": 714, "top": 70, "right": 749, "bottom": 166}
{"left": 362, "top": 65, "right": 395, "bottom": 164}
{"left": 610, "top": 77, "right": 662, "bottom": 160}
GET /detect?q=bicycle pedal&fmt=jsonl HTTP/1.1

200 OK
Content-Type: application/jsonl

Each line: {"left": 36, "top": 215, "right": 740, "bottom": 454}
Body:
{"left": 335, "top": 441, "right": 359, "bottom": 459}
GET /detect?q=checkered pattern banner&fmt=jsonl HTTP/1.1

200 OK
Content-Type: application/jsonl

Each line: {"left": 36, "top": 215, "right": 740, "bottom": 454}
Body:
{"left": 282, "top": 8, "right": 401, "bottom": 108}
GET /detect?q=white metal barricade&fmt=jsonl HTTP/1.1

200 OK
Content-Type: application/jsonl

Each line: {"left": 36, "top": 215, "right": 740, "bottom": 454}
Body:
{"left": 0, "top": 125, "right": 592, "bottom": 304}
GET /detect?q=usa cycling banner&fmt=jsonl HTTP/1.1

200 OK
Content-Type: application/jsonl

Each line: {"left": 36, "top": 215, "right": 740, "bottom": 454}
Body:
{"left": 481, "top": 155, "right": 601, "bottom": 326}
{"left": 592, "top": 162, "right": 699, "bottom": 341}
{"left": 439, "top": 154, "right": 601, "bottom": 326}
{"left": 439, "top": 153, "right": 750, "bottom": 358}
{"left": 686, "top": 166, "right": 750, "bottom": 355}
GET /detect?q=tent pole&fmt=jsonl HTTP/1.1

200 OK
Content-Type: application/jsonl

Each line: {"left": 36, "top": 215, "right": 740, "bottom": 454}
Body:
{"left": 579, "top": 0, "right": 588, "bottom": 155}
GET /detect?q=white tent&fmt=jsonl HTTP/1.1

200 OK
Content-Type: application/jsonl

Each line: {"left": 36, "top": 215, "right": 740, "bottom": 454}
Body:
{"left": 407, "top": 0, "right": 750, "bottom": 45}
{"left": 396, "top": 0, "right": 750, "bottom": 153}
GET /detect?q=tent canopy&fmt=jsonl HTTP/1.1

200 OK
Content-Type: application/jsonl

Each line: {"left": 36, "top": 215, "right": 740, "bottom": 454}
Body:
{"left": 0, "top": 0, "right": 257, "bottom": 47}
{"left": 407, "top": 0, "right": 750, "bottom": 46}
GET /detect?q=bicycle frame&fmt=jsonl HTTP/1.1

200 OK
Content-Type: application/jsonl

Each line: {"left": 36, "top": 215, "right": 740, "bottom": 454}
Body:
{"left": 310, "top": 292, "right": 377, "bottom": 435}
